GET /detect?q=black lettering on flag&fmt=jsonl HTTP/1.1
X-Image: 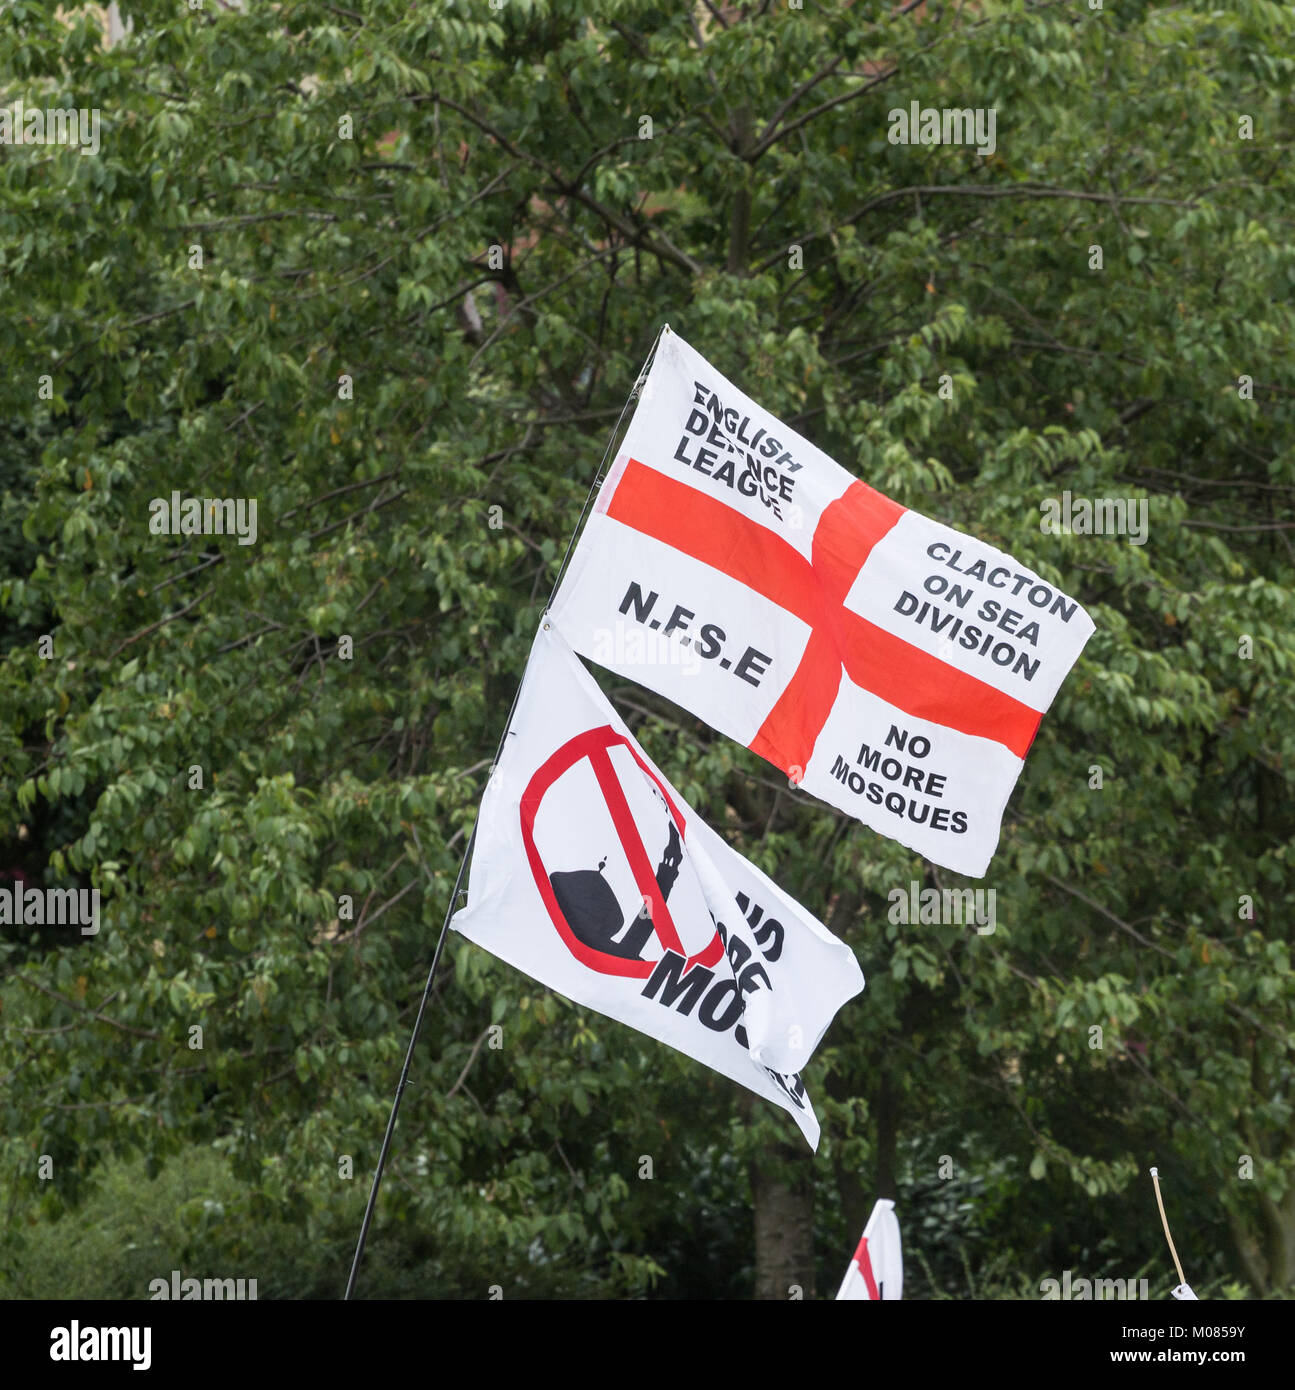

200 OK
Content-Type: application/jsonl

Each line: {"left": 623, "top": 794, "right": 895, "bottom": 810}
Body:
{"left": 765, "top": 1067, "right": 807, "bottom": 1109}
{"left": 734, "top": 646, "right": 772, "bottom": 687}
{"left": 698, "top": 978, "right": 744, "bottom": 1032}
{"left": 619, "top": 582, "right": 657, "bottom": 623}
{"left": 641, "top": 951, "right": 713, "bottom": 1014}
{"left": 696, "top": 623, "right": 725, "bottom": 659}
{"left": 735, "top": 891, "right": 784, "bottom": 962}
{"left": 663, "top": 604, "right": 694, "bottom": 637}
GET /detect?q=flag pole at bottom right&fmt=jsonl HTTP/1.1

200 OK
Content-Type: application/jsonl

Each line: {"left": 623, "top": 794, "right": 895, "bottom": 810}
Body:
{"left": 1150, "top": 1166, "right": 1197, "bottom": 1300}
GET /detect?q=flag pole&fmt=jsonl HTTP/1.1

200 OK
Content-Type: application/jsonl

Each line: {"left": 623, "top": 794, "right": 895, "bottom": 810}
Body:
{"left": 343, "top": 324, "right": 667, "bottom": 1299}
{"left": 1149, "top": 1166, "right": 1188, "bottom": 1289}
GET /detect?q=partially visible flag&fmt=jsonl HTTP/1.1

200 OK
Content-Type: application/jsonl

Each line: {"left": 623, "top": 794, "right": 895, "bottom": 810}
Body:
{"left": 1170, "top": 1284, "right": 1198, "bottom": 1301}
{"left": 836, "top": 1199, "right": 903, "bottom": 1300}
{"left": 450, "top": 620, "right": 864, "bottom": 1149}
{"left": 551, "top": 327, "right": 1094, "bottom": 876}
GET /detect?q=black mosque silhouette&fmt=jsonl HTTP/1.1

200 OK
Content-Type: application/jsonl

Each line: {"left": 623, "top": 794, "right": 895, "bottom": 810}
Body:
{"left": 549, "top": 792, "right": 683, "bottom": 961}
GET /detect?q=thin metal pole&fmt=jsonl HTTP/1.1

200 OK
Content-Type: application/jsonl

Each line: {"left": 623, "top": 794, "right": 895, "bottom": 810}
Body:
{"left": 343, "top": 821, "right": 476, "bottom": 1300}
{"left": 548, "top": 323, "right": 666, "bottom": 598}
{"left": 342, "top": 324, "right": 666, "bottom": 1299}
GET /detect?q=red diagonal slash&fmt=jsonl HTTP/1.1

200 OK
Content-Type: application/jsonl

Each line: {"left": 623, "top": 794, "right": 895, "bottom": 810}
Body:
{"left": 520, "top": 725, "right": 724, "bottom": 979}
{"left": 605, "top": 460, "right": 1041, "bottom": 773}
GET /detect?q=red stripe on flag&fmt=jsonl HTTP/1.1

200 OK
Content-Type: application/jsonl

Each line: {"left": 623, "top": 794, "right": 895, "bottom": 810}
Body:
{"left": 607, "top": 459, "right": 821, "bottom": 627}
{"left": 751, "top": 481, "right": 903, "bottom": 773}
{"left": 604, "top": 461, "right": 1042, "bottom": 763}
{"left": 854, "top": 1235, "right": 880, "bottom": 1301}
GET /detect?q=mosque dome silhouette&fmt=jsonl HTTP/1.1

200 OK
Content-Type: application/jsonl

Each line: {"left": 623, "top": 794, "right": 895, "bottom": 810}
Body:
{"left": 549, "top": 822, "right": 682, "bottom": 963}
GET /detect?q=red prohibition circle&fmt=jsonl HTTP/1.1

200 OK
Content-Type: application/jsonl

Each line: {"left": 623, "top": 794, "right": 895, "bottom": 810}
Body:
{"left": 519, "top": 725, "right": 724, "bottom": 978}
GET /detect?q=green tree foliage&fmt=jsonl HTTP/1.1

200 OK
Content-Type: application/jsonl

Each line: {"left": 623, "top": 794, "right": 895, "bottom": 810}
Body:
{"left": 1, "top": 0, "right": 1292, "bottom": 1297}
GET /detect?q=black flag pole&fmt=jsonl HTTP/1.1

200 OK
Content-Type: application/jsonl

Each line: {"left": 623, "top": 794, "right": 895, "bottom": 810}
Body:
{"left": 343, "top": 324, "right": 667, "bottom": 1300}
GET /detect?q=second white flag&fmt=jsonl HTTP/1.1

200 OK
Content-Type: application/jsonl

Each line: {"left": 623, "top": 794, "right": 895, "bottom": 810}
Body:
{"left": 451, "top": 621, "right": 864, "bottom": 1149}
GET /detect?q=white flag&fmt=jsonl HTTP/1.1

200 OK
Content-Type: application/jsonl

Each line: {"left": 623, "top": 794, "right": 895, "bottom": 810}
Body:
{"left": 1170, "top": 1283, "right": 1198, "bottom": 1300}
{"left": 451, "top": 621, "right": 864, "bottom": 1149}
{"left": 551, "top": 327, "right": 1094, "bottom": 876}
{"left": 836, "top": 1199, "right": 903, "bottom": 1300}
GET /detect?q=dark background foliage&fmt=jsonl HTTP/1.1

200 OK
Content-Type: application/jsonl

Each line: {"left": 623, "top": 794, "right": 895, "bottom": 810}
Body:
{"left": 1, "top": 0, "right": 1291, "bottom": 1299}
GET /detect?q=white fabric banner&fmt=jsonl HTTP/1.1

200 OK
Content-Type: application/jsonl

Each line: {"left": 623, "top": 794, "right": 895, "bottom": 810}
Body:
{"left": 551, "top": 327, "right": 1095, "bottom": 876}
{"left": 836, "top": 1199, "right": 903, "bottom": 1300}
{"left": 451, "top": 621, "right": 864, "bottom": 1150}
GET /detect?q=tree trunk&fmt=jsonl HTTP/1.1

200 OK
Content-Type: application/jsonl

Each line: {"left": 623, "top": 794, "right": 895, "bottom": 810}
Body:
{"left": 751, "top": 1146, "right": 816, "bottom": 1300}
{"left": 832, "top": 1064, "right": 899, "bottom": 1275}
{"left": 873, "top": 1067, "right": 900, "bottom": 1199}
{"left": 726, "top": 106, "right": 753, "bottom": 276}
